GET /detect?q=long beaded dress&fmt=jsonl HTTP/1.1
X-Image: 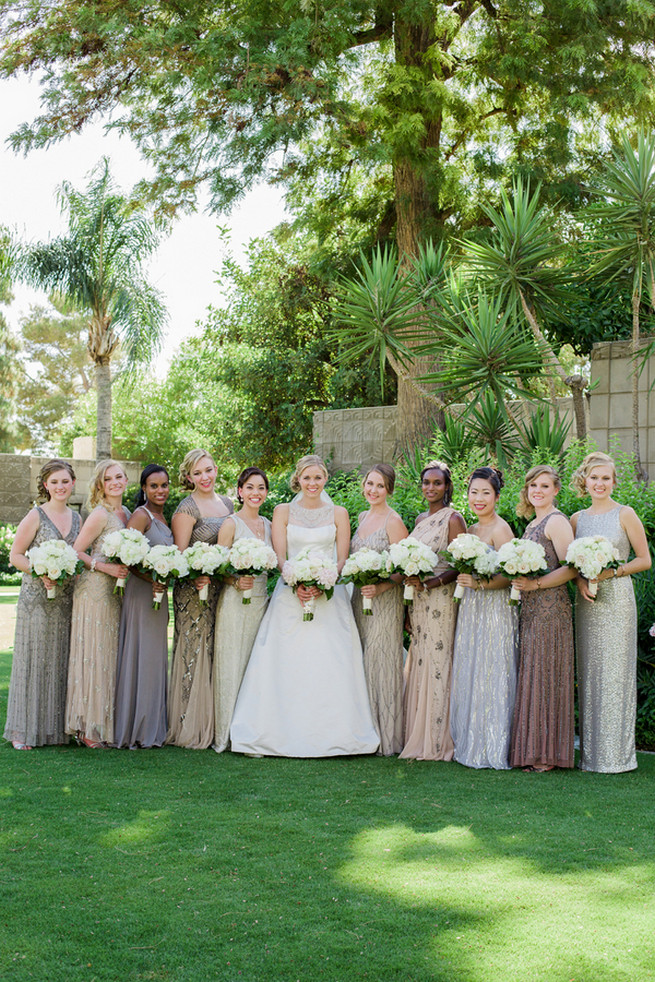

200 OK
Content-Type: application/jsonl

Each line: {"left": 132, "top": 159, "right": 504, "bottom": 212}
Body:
{"left": 575, "top": 506, "right": 638, "bottom": 772}
{"left": 167, "top": 494, "right": 233, "bottom": 749}
{"left": 4, "top": 507, "right": 81, "bottom": 747}
{"left": 213, "top": 514, "right": 272, "bottom": 753}
{"left": 509, "top": 511, "right": 575, "bottom": 769}
{"left": 65, "top": 506, "right": 129, "bottom": 745}
{"left": 114, "top": 510, "right": 174, "bottom": 748}
{"left": 400, "top": 508, "right": 458, "bottom": 761}
{"left": 230, "top": 501, "right": 379, "bottom": 757}
{"left": 351, "top": 517, "right": 404, "bottom": 755}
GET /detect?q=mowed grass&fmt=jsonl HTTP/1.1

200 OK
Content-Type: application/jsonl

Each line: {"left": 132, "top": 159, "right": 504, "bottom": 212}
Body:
{"left": 0, "top": 590, "right": 654, "bottom": 982}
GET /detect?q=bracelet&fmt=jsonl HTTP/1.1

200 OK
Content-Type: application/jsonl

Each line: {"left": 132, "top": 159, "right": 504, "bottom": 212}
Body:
{"left": 90, "top": 558, "right": 97, "bottom": 573}
{"left": 536, "top": 578, "right": 541, "bottom": 590}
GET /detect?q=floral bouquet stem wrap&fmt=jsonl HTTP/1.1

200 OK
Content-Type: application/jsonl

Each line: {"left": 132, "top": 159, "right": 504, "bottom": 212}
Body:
{"left": 101, "top": 527, "right": 150, "bottom": 595}
{"left": 182, "top": 542, "right": 230, "bottom": 604}
{"left": 27, "top": 540, "right": 84, "bottom": 599}
{"left": 141, "top": 545, "right": 190, "bottom": 609}
{"left": 442, "top": 533, "right": 499, "bottom": 602}
{"left": 496, "top": 538, "right": 548, "bottom": 605}
{"left": 388, "top": 537, "right": 440, "bottom": 606}
{"left": 281, "top": 546, "right": 338, "bottom": 621}
{"left": 226, "top": 538, "right": 278, "bottom": 604}
{"left": 564, "top": 535, "right": 619, "bottom": 597}
{"left": 340, "top": 547, "right": 392, "bottom": 615}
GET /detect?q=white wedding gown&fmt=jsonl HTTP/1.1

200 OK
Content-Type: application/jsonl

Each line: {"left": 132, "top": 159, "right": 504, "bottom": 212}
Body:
{"left": 230, "top": 502, "right": 379, "bottom": 757}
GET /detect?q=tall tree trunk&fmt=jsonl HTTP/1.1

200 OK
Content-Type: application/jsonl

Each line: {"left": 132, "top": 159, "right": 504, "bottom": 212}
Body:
{"left": 631, "top": 292, "right": 648, "bottom": 480}
{"left": 95, "top": 358, "right": 112, "bottom": 462}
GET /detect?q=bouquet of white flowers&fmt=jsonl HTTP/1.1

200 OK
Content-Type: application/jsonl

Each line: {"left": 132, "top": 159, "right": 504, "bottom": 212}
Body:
{"left": 564, "top": 535, "right": 619, "bottom": 597}
{"left": 226, "top": 538, "right": 278, "bottom": 604}
{"left": 340, "top": 547, "right": 392, "bottom": 615}
{"left": 182, "top": 542, "right": 231, "bottom": 604}
{"left": 281, "top": 546, "right": 339, "bottom": 621}
{"left": 27, "top": 539, "right": 84, "bottom": 599}
{"left": 101, "top": 527, "right": 150, "bottom": 595}
{"left": 496, "top": 538, "right": 548, "bottom": 605}
{"left": 443, "top": 533, "right": 499, "bottom": 602}
{"left": 141, "top": 544, "right": 190, "bottom": 609}
{"left": 388, "top": 536, "right": 439, "bottom": 606}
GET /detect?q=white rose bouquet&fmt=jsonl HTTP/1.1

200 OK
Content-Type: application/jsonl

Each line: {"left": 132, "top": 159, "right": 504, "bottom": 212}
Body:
{"left": 388, "top": 536, "right": 440, "bottom": 606}
{"left": 496, "top": 538, "right": 549, "bottom": 605}
{"left": 443, "top": 533, "right": 499, "bottom": 602}
{"left": 141, "top": 544, "right": 190, "bottom": 609}
{"left": 564, "top": 536, "right": 620, "bottom": 597}
{"left": 340, "top": 547, "right": 392, "bottom": 615}
{"left": 226, "top": 538, "right": 278, "bottom": 604}
{"left": 281, "top": 546, "right": 339, "bottom": 621}
{"left": 182, "top": 542, "right": 231, "bottom": 604}
{"left": 101, "top": 527, "right": 150, "bottom": 595}
{"left": 27, "top": 539, "right": 84, "bottom": 599}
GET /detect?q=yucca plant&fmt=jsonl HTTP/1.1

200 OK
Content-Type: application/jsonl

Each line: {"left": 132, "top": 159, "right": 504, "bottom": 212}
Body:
{"left": 515, "top": 408, "right": 572, "bottom": 460}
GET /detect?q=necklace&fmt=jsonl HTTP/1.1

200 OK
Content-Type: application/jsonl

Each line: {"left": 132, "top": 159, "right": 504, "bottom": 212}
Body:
{"left": 240, "top": 516, "right": 265, "bottom": 540}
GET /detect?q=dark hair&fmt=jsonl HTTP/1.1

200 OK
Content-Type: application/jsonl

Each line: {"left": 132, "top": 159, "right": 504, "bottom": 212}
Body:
{"left": 363, "top": 463, "right": 396, "bottom": 495}
{"left": 237, "top": 467, "right": 269, "bottom": 503}
{"left": 420, "top": 459, "right": 453, "bottom": 507}
{"left": 136, "top": 464, "right": 170, "bottom": 508}
{"left": 468, "top": 466, "right": 504, "bottom": 496}
{"left": 37, "top": 459, "right": 76, "bottom": 502}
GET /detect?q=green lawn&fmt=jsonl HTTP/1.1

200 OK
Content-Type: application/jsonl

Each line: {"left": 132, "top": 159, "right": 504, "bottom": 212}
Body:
{"left": 1, "top": 592, "right": 654, "bottom": 982}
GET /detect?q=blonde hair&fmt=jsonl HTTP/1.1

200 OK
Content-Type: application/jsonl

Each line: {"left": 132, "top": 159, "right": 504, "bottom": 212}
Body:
{"left": 290, "top": 454, "right": 329, "bottom": 492}
{"left": 571, "top": 452, "right": 616, "bottom": 497}
{"left": 88, "top": 459, "right": 127, "bottom": 509}
{"left": 179, "top": 449, "right": 215, "bottom": 491}
{"left": 37, "top": 459, "right": 76, "bottom": 502}
{"left": 363, "top": 463, "right": 396, "bottom": 495}
{"left": 516, "top": 464, "right": 561, "bottom": 518}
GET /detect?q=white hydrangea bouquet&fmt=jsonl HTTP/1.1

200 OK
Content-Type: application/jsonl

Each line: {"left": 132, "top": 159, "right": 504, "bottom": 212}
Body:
{"left": 27, "top": 539, "right": 84, "bottom": 599}
{"left": 226, "top": 538, "right": 278, "bottom": 604}
{"left": 564, "top": 536, "right": 619, "bottom": 597}
{"left": 281, "top": 546, "right": 339, "bottom": 621}
{"left": 340, "top": 547, "right": 392, "bottom": 615}
{"left": 496, "top": 538, "right": 549, "bottom": 605}
{"left": 101, "top": 527, "right": 150, "bottom": 595}
{"left": 182, "top": 542, "right": 231, "bottom": 604}
{"left": 388, "top": 536, "right": 439, "bottom": 606}
{"left": 142, "top": 544, "right": 190, "bottom": 609}
{"left": 443, "top": 533, "right": 499, "bottom": 602}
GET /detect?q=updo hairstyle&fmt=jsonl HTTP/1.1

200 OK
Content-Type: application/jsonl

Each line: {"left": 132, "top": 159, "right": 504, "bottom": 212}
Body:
{"left": 135, "top": 464, "right": 170, "bottom": 508}
{"left": 179, "top": 449, "right": 215, "bottom": 491}
{"left": 88, "top": 459, "right": 128, "bottom": 509}
{"left": 37, "top": 459, "right": 76, "bottom": 502}
{"left": 290, "top": 454, "right": 329, "bottom": 492}
{"left": 468, "top": 466, "right": 504, "bottom": 496}
{"left": 237, "top": 467, "right": 269, "bottom": 503}
{"left": 516, "top": 464, "right": 561, "bottom": 519}
{"left": 363, "top": 463, "right": 396, "bottom": 495}
{"left": 420, "top": 459, "right": 453, "bottom": 507}
{"left": 570, "top": 452, "right": 616, "bottom": 498}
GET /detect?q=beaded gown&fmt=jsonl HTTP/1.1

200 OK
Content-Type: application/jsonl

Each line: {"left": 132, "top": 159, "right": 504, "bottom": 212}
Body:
{"left": 351, "top": 517, "right": 404, "bottom": 755}
{"left": 575, "top": 506, "right": 638, "bottom": 773}
{"left": 114, "top": 510, "right": 174, "bottom": 748}
{"left": 4, "top": 507, "right": 81, "bottom": 747}
{"left": 167, "top": 494, "right": 233, "bottom": 749}
{"left": 65, "top": 506, "right": 129, "bottom": 745}
{"left": 400, "top": 508, "right": 458, "bottom": 761}
{"left": 213, "top": 514, "right": 272, "bottom": 753}
{"left": 509, "top": 511, "right": 574, "bottom": 769}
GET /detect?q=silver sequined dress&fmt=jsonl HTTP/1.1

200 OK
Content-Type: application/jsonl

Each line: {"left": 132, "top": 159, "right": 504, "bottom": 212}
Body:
{"left": 575, "top": 506, "right": 637, "bottom": 773}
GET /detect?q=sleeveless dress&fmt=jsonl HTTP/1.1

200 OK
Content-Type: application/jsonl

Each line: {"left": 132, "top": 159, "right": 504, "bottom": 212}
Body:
{"left": 450, "top": 565, "right": 519, "bottom": 769}
{"left": 114, "top": 510, "right": 174, "bottom": 748}
{"left": 213, "top": 514, "right": 272, "bottom": 753}
{"left": 509, "top": 511, "right": 575, "bottom": 769}
{"left": 167, "top": 494, "right": 234, "bottom": 749}
{"left": 575, "top": 506, "right": 637, "bottom": 772}
{"left": 4, "top": 506, "right": 81, "bottom": 746}
{"left": 351, "top": 516, "right": 404, "bottom": 755}
{"left": 65, "top": 505, "right": 130, "bottom": 745}
{"left": 230, "top": 501, "right": 379, "bottom": 757}
{"left": 400, "top": 508, "right": 458, "bottom": 761}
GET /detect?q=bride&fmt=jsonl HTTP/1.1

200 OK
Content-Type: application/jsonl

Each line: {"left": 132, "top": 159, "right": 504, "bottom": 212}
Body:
{"left": 230, "top": 454, "right": 379, "bottom": 757}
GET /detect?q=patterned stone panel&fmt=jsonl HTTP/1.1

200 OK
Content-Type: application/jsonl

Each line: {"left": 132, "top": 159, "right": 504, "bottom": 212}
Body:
{"left": 0, "top": 455, "right": 32, "bottom": 524}
{"left": 314, "top": 406, "right": 398, "bottom": 473}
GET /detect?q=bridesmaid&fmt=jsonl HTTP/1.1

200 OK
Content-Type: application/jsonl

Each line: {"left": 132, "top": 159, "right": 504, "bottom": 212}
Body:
{"left": 571, "top": 451, "right": 651, "bottom": 773}
{"left": 114, "top": 464, "right": 174, "bottom": 749}
{"left": 167, "top": 448, "right": 233, "bottom": 749}
{"left": 400, "top": 460, "right": 466, "bottom": 761}
{"left": 4, "top": 459, "right": 81, "bottom": 749}
{"left": 450, "top": 467, "right": 518, "bottom": 769}
{"left": 509, "top": 465, "right": 576, "bottom": 772}
{"left": 350, "top": 463, "right": 408, "bottom": 756}
{"left": 213, "top": 467, "right": 272, "bottom": 753}
{"left": 65, "top": 459, "right": 130, "bottom": 748}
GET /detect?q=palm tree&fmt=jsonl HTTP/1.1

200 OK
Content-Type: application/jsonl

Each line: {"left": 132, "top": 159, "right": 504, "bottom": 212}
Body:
{"left": 20, "top": 159, "right": 167, "bottom": 461}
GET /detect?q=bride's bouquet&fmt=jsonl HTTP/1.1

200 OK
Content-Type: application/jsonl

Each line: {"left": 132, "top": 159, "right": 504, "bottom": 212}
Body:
{"left": 101, "top": 527, "right": 150, "bottom": 594}
{"left": 141, "top": 544, "right": 190, "bottom": 609}
{"left": 340, "top": 547, "right": 392, "bottom": 615}
{"left": 226, "top": 538, "right": 278, "bottom": 604}
{"left": 182, "top": 542, "right": 231, "bottom": 604}
{"left": 496, "top": 538, "right": 549, "bottom": 605}
{"left": 564, "top": 536, "right": 619, "bottom": 597}
{"left": 388, "top": 537, "right": 439, "bottom": 606}
{"left": 27, "top": 539, "right": 84, "bottom": 599}
{"left": 443, "top": 533, "right": 499, "bottom": 602}
{"left": 282, "top": 546, "right": 339, "bottom": 621}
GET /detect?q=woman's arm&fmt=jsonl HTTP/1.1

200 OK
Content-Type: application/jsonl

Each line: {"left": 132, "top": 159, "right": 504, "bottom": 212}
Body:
{"left": 9, "top": 509, "right": 41, "bottom": 576}
{"left": 513, "top": 514, "right": 575, "bottom": 592}
{"left": 271, "top": 504, "right": 289, "bottom": 570}
{"left": 335, "top": 506, "right": 351, "bottom": 572}
{"left": 217, "top": 516, "right": 236, "bottom": 548}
